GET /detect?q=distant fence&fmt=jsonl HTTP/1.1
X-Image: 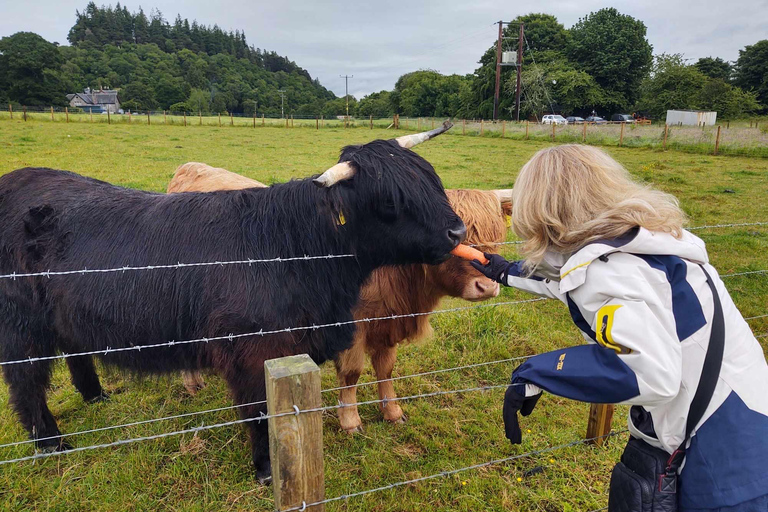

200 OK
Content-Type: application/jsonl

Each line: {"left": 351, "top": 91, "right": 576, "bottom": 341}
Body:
{"left": 3, "top": 105, "right": 768, "bottom": 158}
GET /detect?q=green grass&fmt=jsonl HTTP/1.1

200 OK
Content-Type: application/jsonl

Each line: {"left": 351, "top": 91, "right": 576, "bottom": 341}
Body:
{"left": 0, "top": 120, "right": 766, "bottom": 511}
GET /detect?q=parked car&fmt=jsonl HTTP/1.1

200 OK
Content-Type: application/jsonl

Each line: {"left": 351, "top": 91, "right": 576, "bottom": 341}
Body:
{"left": 566, "top": 116, "right": 585, "bottom": 124}
{"left": 585, "top": 116, "right": 608, "bottom": 124}
{"left": 542, "top": 115, "right": 568, "bottom": 125}
{"left": 611, "top": 114, "right": 635, "bottom": 123}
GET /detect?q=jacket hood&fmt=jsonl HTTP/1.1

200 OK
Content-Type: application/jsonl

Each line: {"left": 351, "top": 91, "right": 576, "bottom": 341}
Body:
{"left": 557, "top": 227, "right": 709, "bottom": 293}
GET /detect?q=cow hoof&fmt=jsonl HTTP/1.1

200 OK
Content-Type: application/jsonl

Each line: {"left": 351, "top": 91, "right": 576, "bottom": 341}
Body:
{"left": 342, "top": 425, "right": 363, "bottom": 434}
{"left": 386, "top": 414, "right": 408, "bottom": 425}
{"left": 86, "top": 391, "right": 110, "bottom": 404}
{"left": 256, "top": 468, "right": 272, "bottom": 485}
{"left": 38, "top": 440, "right": 73, "bottom": 453}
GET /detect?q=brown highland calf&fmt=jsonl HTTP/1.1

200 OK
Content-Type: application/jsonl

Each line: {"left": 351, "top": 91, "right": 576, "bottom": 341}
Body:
{"left": 169, "top": 162, "right": 512, "bottom": 431}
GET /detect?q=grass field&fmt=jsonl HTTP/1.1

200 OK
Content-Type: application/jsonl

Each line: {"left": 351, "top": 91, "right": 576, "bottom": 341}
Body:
{"left": 0, "top": 120, "right": 766, "bottom": 511}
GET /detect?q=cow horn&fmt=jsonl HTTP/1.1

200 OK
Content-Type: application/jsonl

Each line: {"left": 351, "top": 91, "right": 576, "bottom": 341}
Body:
{"left": 313, "top": 162, "right": 356, "bottom": 187}
{"left": 493, "top": 189, "right": 514, "bottom": 203}
{"left": 395, "top": 120, "right": 454, "bottom": 149}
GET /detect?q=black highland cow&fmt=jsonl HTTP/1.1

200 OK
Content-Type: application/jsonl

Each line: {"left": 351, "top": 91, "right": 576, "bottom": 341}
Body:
{"left": 0, "top": 123, "right": 464, "bottom": 481}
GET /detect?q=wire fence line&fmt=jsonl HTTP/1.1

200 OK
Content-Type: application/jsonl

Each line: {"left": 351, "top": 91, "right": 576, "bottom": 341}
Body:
{"left": 0, "top": 298, "right": 546, "bottom": 367}
{"left": 276, "top": 430, "right": 629, "bottom": 512}
{"left": 0, "top": 353, "right": 535, "bottom": 450}
{"left": 0, "top": 380, "right": 532, "bottom": 466}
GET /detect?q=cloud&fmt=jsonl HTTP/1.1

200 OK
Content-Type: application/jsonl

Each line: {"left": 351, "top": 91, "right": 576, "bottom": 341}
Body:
{"left": 0, "top": 0, "right": 763, "bottom": 97}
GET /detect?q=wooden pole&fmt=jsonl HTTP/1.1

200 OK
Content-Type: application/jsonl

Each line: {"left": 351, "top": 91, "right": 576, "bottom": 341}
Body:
{"left": 65, "top": 107, "right": 69, "bottom": 123}
{"left": 462, "top": 119, "right": 466, "bottom": 135}
{"left": 263, "top": 114, "right": 265, "bottom": 126}
{"left": 502, "top": 120, "right": 506, "bottom": 137}
{"left": 417, "top": 117, "right": 421, "bottom": 130}
{"left": 586, "top": 404, "right": 615, "bottom": 447}
{"left": 265, "top": 355, "right": 324, "bottom": 512}
{"left": 582, "top": 121, "right": 587, "bottom": 142}
{"left": 219, "top": 112, "right": 221, "bottom": 127}
{"left": 619, "top": 122, "right": 625, "bottom": 146}
{"left": 291, "top": 114, "right": 293, "bottom": 128}
{"left": 525, "top": 120, "right": 529, "bottom": 140}
{"left": 183, "top": 111, "right": 187, "bottom": 127}
{"left": 147, "top": 111, "right": 150, "bottom": 125}
{"left": 663, "top": 124, "right": 668, "bottom": 151}
{"left": 370, "top": 114, "right": 373, "bottom": 130}
{"left": 8, "top": 103, "right": 12, "bottom": 120}
{"left": 431, "top": 118, "right": 435, "bottom": 129}
{"left": 89, "top": 108, "right": 92, "bottom": 123}
{"left": 128, "top": 111, "right": 131, "bottom": 124}
{"left": 321, "top": 114, "right": 323, "bottom": 128}
{"left": 107, "top": 109, "right": 111, "bottom": 124}
{"left": 232, "top": 112, "right": 235, "bottom": 126}
{"left": 714, "top": 125, "right": 721, "bottom": 156}
{"left": 164, "top": 110, "right": 167, "bottom": 124}
{"left": 480, "top": 118, "right": 484, "bottom": 135}
{"left": 316, "top": 116, "right": 319, "bottom": 130}
{"left": 253, "top": 112, "right": 256, "bottom": 128}
{"left": 23, "top": 105, "right": 27, "bottom": 122}
{"left": 726, "top": 120, "right": 729, "bottom": 129}
{"left": 50, "top": 106, "right": 54, "bottom": 121}
{"left": 285, "top": 117, "right": 289, "bottom": 128}
{"left": 551, "top": 122, "right": 555, "bottom": 141}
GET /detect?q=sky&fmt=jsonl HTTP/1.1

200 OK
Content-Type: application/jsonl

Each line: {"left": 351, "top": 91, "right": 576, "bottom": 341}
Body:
{"left": 1, "top": 0, "right": 766, "bottom": 98}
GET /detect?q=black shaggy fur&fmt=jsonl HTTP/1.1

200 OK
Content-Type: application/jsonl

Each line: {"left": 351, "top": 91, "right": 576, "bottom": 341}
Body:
{"left": 0, "top": 139, "right": 464, "bottom": 479}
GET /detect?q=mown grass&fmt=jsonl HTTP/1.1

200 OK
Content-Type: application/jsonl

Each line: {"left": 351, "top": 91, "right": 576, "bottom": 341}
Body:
{"left": 0, "top": 120, "right": 766, "bottom": 511}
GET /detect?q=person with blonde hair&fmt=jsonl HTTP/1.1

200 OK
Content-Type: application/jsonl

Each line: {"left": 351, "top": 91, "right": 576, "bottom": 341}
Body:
{"left": 472, "top": 145, "right": 768, "bottom": 512}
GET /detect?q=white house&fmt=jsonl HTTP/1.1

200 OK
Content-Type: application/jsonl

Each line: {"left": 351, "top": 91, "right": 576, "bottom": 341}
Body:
{"left": 66, "top": 88, "right": 121, "bottom": 113}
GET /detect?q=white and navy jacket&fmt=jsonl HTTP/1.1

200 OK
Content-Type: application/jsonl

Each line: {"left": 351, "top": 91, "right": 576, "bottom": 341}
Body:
{"left": 506, "top": 227, "right": 768, "bottom": 509}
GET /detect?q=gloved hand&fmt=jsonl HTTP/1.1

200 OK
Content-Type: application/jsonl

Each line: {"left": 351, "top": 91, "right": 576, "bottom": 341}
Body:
{"left": 503, "top": 375, "right": 542, "bottom": 445}
{"left": 470, "top": 253, "right": 512, "bottom": 283}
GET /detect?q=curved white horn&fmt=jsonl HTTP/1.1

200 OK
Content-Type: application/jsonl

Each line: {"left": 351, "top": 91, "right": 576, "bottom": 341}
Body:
{"left": 493, "top": 189, "right": 514, "bottom": 203}
{"left": 395, "top": 120, "right": 454, "bottom": 148}
{"left": 313, "top": 162, "right": 356, "bottom": 187}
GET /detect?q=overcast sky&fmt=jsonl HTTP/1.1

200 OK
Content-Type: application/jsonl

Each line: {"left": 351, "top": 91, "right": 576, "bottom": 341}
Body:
{"left": 1, "top": 0, "right": 766, "bottom": 98}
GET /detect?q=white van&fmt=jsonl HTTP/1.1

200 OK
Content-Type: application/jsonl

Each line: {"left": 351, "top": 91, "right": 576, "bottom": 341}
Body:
{"left": 542, "top": 115, "right": 568, "bottom": 125}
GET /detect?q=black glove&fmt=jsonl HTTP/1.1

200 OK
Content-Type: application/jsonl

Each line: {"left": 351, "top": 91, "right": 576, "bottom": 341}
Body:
{"left": 470, "top": 253, "right": 511, "bottom": 284}
{"left": 502, "top": 377, "right": 542, "bottom": 445}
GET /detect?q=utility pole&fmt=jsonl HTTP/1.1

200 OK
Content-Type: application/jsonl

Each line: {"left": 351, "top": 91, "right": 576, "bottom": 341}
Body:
{"left": 340, "top": 75, "right": 353, "bottom": 122}
{"left": 493, "top": 21, "right": 503, "bottom": 121}
{"left": 515, "top": 22, "right": 524, "bottom": 122}
{"left": 277, "top": 89, "right": 286, "bottom": 119}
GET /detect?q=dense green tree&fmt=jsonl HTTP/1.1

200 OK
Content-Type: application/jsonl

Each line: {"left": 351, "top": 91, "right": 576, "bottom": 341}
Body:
{"left": 567, "top": 8, "right": 653, "bottom": 108}
{"left": 734, "top": 40, "right": 768, "bottom": 107}
{"left": 694, "top": 57, "right": 732, "bottom": 81}
{"left": 697, "top": 79, "right": 761, "bottom": 118}
{"left": 0, "top": 32, "right": 67, "bottom": 105}
{"left": 357, "top": 91, "right": 393, "bottom": 117}
{"left": 391, "top": 70, "right": 468, "bottom": 117}
{"left": 636, "top": 54, "right": 705, "bottom": 119}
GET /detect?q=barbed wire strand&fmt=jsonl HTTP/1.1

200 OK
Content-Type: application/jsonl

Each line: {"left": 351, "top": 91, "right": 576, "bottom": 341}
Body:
{"left": 0, "top": 381, "right": 530, "bottom": 465}
{"left": 0, "top": 221, "right": 762, "bottom": 282}
{"left": 277, "top": 430, "right": 629, "bottom": 512}
{"left": 0, "top": 298, "right": 546, "bottom": 367}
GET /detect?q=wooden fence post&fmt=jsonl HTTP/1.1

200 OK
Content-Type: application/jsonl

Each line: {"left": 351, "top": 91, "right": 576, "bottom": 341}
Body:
{"left": 551, "top": 122, "right": 556, "bottom": 141}
{"left": 183, "top": 111, "right": 187, "bottom": 127}
{"left": 164, "top": 110, "right": 167, "bottom": 124}
{"left": 253, "top": 112, "right": 256, "bottom": 128}
{"left": 525, "top": 120, "right": 529, "bottom": 140}
{"left": 417, "top": 117, "right": 421, "bottom": 130}
{"left": 462, "top": 119, "right": 466, "bottom": 135}
{"left": 265, "top": 354, "right": 324, "bottom": 512}
{"left": 663, "top": 124, "right": 668, "bottom": 150}
{"left": 218, "top": 112, "right": 221, "bottom": 127}
{"left": 619, "top": 122, "right": 625, "bottom": 146}
{"left": 405, "top": 117, "right": 408, "bottom": 129}
{"left": 23, "top": 105, "right": 27, "bottom": 122}
{"left": 65, "top": 107, "right": 69, "bottom": 123}
{"left": 128, "top": 111, "right": 131, "bottom": 124}
{"left": 107, "top": 109, "right": 111, "bottom": 124}
{"left": 480, "top": 118, "right": 484, "bottom": 135}
{"left": 89, "top": 108, "right": 92, "bottom": 123}
{"left": 431, "top": 118, "right": 435, "bottom": 129}
{"left": 726, "top": 120, "right": 729, "bottom": 129}
{"left": 8, "top": 103, "right": 12, "bottom": 120}
{"left": 147, "top": 111, "right": 151, "bottom": 125}
{"left": 263, "top": 114, "right": 266, "bottom": 126}
{"left": 291, "top": 114, "right": 293, "bottom": 128}
{"left": 370, "top": 114, "right": 373, "bottom": 130}
{"left": 320, "top": 114, "right": 323, "bottom": 128}
{"left": 714, "top": 125, "right": 721, "bottom": 155}
{"left": 582, "top": 122, "right": 587, "bottom": 142}
{"left": 50, "top": 106, "right": 54, "bottom": 121}
{"left": 502, "top": 120, "right": 506, "bottom": 137}
{"left": 586, "top": 404, "right": 615, "bottom": 446}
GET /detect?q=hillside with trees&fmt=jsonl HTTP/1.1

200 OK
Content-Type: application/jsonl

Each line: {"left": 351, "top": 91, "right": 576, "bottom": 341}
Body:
{"left": 0, "top": 2, "right": 336, "bottom": 115}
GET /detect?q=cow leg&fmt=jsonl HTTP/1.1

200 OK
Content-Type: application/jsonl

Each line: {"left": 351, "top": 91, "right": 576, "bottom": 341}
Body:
{"left": 334, "top": 340, "right": 365, "bottom": 433}
{"left": 66, "top": 356, "right": 109, "bottom": 403}
{"left": 3, "top": 360, "right": 69, "bottom": 452}
{"left": 370, "top": 344, "right": 405, "bottom": 424}
{"left": 181, "top": 370, "right": 206, "bottom": 395}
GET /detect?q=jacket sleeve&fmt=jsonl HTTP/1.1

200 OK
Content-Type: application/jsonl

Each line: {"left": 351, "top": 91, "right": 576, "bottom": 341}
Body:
{"left": 513, "top": 274, "right": 683, "bottom": 406}
{"left": 502, "top": 261, "right": 564, "bottom": 301}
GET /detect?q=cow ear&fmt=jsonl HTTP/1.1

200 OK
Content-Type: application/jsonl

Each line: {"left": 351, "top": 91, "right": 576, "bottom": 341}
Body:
{"left": 313, "top": 162, "right": 356, "bottom": 187}
{"left": 492, "top": 189, "right": 514, "bottom": 217}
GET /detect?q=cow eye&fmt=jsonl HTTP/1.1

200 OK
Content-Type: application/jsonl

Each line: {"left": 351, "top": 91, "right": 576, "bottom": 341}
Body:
{"left": 378, "top": 198, "right": 398, "bottom": 221}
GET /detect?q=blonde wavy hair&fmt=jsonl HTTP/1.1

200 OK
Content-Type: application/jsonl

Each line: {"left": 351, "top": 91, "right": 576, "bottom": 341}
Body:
{"left": 511, "top": 144, "right": 686, "bottom": 267}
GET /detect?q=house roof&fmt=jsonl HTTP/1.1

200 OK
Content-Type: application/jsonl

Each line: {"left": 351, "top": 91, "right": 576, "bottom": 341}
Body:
{"left": 67, "top": 90, "right": 119, "bottom": 105}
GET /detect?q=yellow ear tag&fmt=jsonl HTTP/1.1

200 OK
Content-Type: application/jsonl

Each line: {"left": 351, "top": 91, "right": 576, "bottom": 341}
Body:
{"left": 337, "top": 210, "right": 346, "bottom": 226}
{"left": 505, "top": 215, "right": 512, "bottom": 228}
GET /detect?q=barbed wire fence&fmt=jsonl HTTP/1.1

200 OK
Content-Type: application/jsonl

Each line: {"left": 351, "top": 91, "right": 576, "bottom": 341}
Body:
{"left": 0, "top": 220, "right": 764, "bottom": 510}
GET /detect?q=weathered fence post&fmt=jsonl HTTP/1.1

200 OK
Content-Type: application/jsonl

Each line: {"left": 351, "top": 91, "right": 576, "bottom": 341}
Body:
{"left": 370, "top": 115, "right": 373, "bottom": 130}
{"left": 462, "top": 119, "right": 466, "bottom": 135}
{"left": 164, "top": 110, "right": 167, "bottom": 124}
{"left": 417, "top": 117, "right": 421, "bottom": 130}
{"left": 266, "top": 354, "right": 324, "bottom": 512}
{"left": 107, "top": 109, "right": 111, "bottom": 124}
{"left": 582, "top": 122, "right": 587, "bottom": 142}
{"left": 316, "top": 116, "right": 319, "bottom": 130}
{"left": 285, "top": 117, "right": 289, "bottom": 128}
{"left": 253, "top": 112, "right": 256, "bottom": 128}
{"left": 89, "top": 108, "right": 92, "bottom": 123}
{"left": 551, "top": 122, "right": 556, "bottom": 141}
{"left": 714, "top": 125, "right": 721, "bottom": 156}
{"left": 405, "top": 117, "right": 408, "bottom": 129}
{"left": 726, "top": 120, "right": 729, "bottom": 129}
{"left": 147, "top": 111, "right": 151, "bottom": 125}
{"left": 525, "top": 120, "right": 529, "bottom": 140}
{"left": 8, "top": 103, "right": 12, "bottom": 119}
{"left": 263, "top": 114, "right": 266, "bottom": 127}
{"left": 128, "top": 111, "right": 131, "bottom": 124}
{"left": 320, "top": 114, "right": 323, "bottom": 128}
{"left": 291, "top": 114, "right": 293, "bottom": 128}
{"left": 619, "top": 122, "right": 625, "bottom": 147}
{"left": 586, "top": 404, "right": 615, "bottom": 447}
{"left": 183, "top": 111, "right": 187, "bottom": 127}
{"left": 50, "top": 106, "right": 54, "bottom": 121}
{"left": 431, "top": 118, "right": 435, "bottom": 129}
{"left": 663, "top": 124, "right": 668, "bottom": 150}
{"left": 218, "top": 112, "right": 221, "bottom": 127}
{"left": 480, "top": 118, "right": 484, "bottom": 135}
{"left": 23, "top": 105, "right": 27, "bottom": 122}
{"left": 65, "top": 107, "right": 69, "bottom": 123}
{"left": 502, "top": 120, "right": 506, "bottom": 137}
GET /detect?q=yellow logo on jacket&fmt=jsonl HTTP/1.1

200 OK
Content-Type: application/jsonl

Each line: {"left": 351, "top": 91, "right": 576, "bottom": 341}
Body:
{"left": 596, "top": 304, "right": 631, "bottom": 354}
{"left": 556, "top": 353, "right": 565, "bottom": 371}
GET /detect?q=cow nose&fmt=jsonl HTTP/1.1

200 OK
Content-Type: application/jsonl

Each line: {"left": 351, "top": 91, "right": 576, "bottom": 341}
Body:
{"left": 447, "top": 223, "right": 467, "bottom": 247}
